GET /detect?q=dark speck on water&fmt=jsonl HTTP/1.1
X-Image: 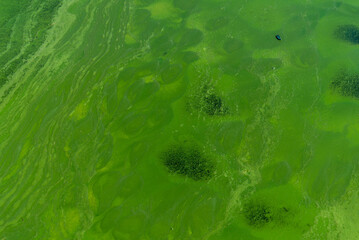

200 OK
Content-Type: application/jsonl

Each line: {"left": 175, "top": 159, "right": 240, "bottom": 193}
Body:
{"left": 276, "top": 35, "right": 281, "bottom": 40}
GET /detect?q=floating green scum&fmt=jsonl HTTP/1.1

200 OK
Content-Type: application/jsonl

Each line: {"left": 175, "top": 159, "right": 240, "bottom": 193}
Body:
{"left": 1, "top": 0, "right": 359, "bottom": 239}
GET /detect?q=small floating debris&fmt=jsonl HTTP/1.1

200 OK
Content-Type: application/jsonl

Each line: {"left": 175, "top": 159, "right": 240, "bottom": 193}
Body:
{"left": 275, "top": 35, "right": 281, "bottom": 40}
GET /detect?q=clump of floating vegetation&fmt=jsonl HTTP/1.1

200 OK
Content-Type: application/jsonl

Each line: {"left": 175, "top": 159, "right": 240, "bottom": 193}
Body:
{"left": 331, "top": 70, "right": 359, "bottom": 98}
{"left": 334, "top": 24, "right": 359, "bottom": 44}
{"left": 242, "top": 199, "right": 291, "bottom": 228}
{"left": 243, "top": 201, "right": 273, "bottom": 227}
{"left": 160, "top": 144, "right": 214, "bottom": 181}
{"left": 187, "top": 83, "right": 228, "bottom": 116}
{"left": 202, "top": 92, "right": 225, "bottom": 116}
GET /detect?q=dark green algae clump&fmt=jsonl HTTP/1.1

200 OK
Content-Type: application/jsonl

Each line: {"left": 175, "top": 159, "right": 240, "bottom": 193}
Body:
{"left": 242, "top": 199, "right": 292, "bottom": 228}
{"left": 243, "top": 202, "right": 273, "bottom": 227}
{"left": 331, "top": 70, "right": 359, "bottom": 98}
{"left": 160, "top": 144, "right": 214, "bottom": 181}
{"left": 203, "top": 93, "right": 225, "bottom": 116}
{"left": 186, "top": 83, "right": 229, "bottom": 117}
{"left": 334, "top": 24, "right": 359, "bottom": 44}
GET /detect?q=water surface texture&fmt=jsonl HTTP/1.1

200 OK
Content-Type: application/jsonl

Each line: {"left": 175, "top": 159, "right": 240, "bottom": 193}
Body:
{"left": 1, "top": 0, "right": 359, "bottom": 239}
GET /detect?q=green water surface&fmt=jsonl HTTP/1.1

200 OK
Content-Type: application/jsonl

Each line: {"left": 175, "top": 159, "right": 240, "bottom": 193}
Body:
{"left": 1, "top": 0, "right": 359, "bottom": 239}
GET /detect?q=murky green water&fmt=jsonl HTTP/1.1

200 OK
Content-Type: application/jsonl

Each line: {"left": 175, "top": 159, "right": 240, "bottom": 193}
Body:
{"left": 1, "top": 0, "right": 359, "bottom": 239}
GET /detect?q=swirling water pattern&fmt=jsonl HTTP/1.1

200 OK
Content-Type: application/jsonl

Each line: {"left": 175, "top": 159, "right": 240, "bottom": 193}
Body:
{"left": 1, "top": 0, "right": 359, "bottom": 239}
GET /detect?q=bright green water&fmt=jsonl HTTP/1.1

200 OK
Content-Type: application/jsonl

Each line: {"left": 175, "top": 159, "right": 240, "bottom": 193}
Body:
{"left": 1, "top": 0, "right": 359, "bottom": 239}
